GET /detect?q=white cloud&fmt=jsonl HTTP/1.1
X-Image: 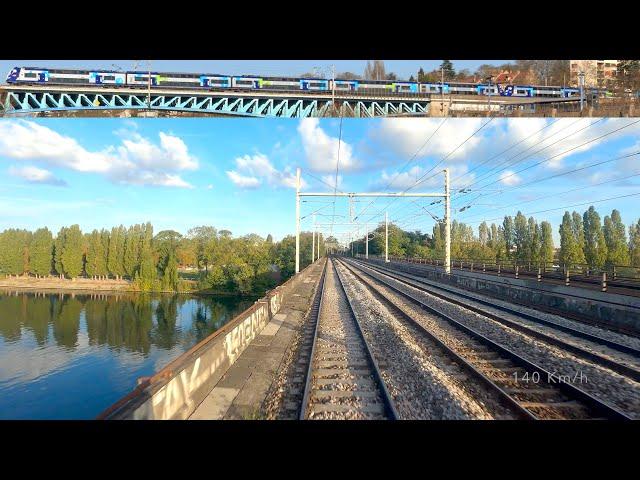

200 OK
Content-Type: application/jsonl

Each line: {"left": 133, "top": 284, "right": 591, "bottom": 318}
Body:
{"left": 226, "top": 153, "right": 303, "bottom": 190}
{"left": 8, "top": 166, "right": 67, "bottom": 186}
{"left": 369, "top": 118, "right": 640, "bottom": 179}
{"left": 206, "top": 184, "right": 214, "bottom": 190}
{"left": 226, "top": 170, "right": 261, "bottom": 189}
{"left": 0, "top": 120, "right": 197, "bottom": 188}
{"left": 499, "top": 170, "right": 522, "bottom": 186}
{"left": 376, "top": 164, "right": 473, "bottom": 191}
{"left": 298, "top": 118, "right": 358, "bottom": 173}
{"left": 374, "top": 118, "right": 486, "bottom": 161}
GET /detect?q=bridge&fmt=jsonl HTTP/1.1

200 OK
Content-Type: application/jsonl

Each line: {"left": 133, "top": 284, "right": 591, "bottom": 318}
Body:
{"left": 99, "top": 253, "right": 640, "bottom": 420}
{"left": 0, "top": 84, "right": 586, "bottom": 118}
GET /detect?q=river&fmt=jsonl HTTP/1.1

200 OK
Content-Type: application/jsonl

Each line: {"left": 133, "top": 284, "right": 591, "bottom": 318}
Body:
{"left": 0, "top": 289, "right": 256, "bottom": 419}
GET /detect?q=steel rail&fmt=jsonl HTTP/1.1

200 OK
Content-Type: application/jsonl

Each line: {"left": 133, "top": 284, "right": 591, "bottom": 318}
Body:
{"left": 299, "top": 259, "right": 329, "bottom": 420}
{"left": 334, "top": 258, "right": 536, "bottom": 420}
{"left": 352, "top": 259, "right": 640, "bottom": 371}
{"left": 340, "top": 258, "right": 632, "bottom": 420}
{"left": 300, "top": 258, "right": 398, "bottom": 420}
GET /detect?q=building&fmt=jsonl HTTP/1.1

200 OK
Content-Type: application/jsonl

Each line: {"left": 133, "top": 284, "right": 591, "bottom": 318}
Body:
{"left": 570, "top": 60, "right": 618, "bottom": 88}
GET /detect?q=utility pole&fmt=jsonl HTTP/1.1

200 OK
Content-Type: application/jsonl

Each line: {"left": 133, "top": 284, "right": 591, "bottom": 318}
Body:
{"left": 385, "top": 211, "right": 389, "bottom": 263}
{"left": 441, "top": 64, "right": 445, "bottom": 114}
{"left": 578, "top": 71, "right": 585, "bottom": 112}
{"left": 312, "top": 213, "right": 316, "bottom": 262}
{"left": 147, "top": 60, "right": 152, "bottom": 110}
{"left": 487, "top": 75, "right": 493, "bottom": 113}
{"left": 295, "top": 167, "right": 301, "bottom": 273}
{"left": 332, "top": 64, "right": 336, "bottom": 115}
{"left": 365, "top": 224, "right": 369, "bottom": 259}
{"left": 444, "top": 168, "right": 451, "bottom": 274}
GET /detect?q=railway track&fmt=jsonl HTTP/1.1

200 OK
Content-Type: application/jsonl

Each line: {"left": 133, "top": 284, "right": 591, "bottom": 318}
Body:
{"left": 299, "top": 258, "right": 398, "bottom": 420}
{"left": 337, "top": 257, "right": 632, "bottom": 420}
{"left": 349, "top": 259, "right": 640, "bottom": 382}
{"left": 377, "top": 259, "right": 640, "bottom": 335}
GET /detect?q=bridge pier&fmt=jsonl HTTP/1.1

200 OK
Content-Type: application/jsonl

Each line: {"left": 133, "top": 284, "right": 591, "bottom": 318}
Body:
{"left": 429, "top": 98, "right": 450, "bottom": 117}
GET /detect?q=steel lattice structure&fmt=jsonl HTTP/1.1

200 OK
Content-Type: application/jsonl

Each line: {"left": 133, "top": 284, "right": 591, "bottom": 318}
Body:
{"left": 1, "top": 87, "right": 430, "bottom": 118}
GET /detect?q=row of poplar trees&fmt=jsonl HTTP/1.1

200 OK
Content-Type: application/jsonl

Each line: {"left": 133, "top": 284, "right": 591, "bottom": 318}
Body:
{"left": 352, "top": 206, "right": 640, "bottom": 272}
{"left": 0, "top": 223, "right": 179, "bottom": 291}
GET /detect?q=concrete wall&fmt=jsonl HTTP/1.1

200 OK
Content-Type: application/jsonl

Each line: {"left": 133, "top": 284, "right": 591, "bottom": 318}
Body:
{"left": 365, "top": 258, "right": 640, "bottom": 335}
{"left": 98, "top": 260, "right": 320, "bottom": 420}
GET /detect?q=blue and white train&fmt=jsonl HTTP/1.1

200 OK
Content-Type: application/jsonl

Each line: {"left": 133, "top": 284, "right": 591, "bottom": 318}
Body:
{"left": 5, "top": 66, "right": 593, "bottom": 99}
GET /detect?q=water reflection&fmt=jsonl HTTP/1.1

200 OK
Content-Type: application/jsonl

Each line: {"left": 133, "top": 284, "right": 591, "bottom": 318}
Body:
{"left": 0, "top": 290, "right": 255, "bottom": 419}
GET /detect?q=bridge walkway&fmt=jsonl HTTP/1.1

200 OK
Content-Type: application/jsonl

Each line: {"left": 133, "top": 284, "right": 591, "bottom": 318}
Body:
{"left": 189, "top": 260, "right": 325, "bottom": 420}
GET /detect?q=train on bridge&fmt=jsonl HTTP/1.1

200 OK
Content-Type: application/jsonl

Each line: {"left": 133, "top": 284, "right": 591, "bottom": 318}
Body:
{"left": 5, "top": 66, "right": 596, "bottom": 99}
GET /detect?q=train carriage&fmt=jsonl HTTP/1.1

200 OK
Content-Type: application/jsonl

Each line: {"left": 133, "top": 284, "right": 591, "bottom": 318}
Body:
{"left": 300, "top": 78, "right": 329, "bottom": 91}
{"left": 4, "top": 66, "right": 608, "bottom": 100}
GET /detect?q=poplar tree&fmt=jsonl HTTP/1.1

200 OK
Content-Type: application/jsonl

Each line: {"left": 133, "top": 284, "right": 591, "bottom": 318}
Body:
{"left": 0, "top": 229, "right": 28, "bottom": 276}
{"left": 560, "top": 212, "right": 581, "bottom": 270}
{"left": 30, "top": 227, "right": 53, "bottom": 277}
{"left": 583, "top": 206, "right": 608, "bottom": 270}
{"left": 540, "top": 221, "right": 555, "bottom": 266}
{"left": 528, "top": 217, "right": 541, "bottom": 266}
{"left": 571, "top": 211, "right": 587, "bottom": 264}
{"left": 513, "top": 212, "right": 528, "bottom": 263}
{"left": 479, "top": 222, "right": 489, "bottom": 246}
{"left": 136, "top": 222, "right": 156, "bottom": 290}
{"left": 502, "top": 216, "right": 514, "bottom": 259}
{"left": 603, "top": 209, "right": 630, "bottom": 266}
{"left": 123, "top": 225, "right": 141, "bottom": 278}
{"left": 100, "top": 229, "right": 110, "bottom": 278}
{"left": 53, "top": 227, "right": 66, "bottom": 277}
{"left": 60, "top": 224, "right": 84, "bottom": 278}
{"left": 630, "top": 219, "right": 640, "bottom": 267}
{"left": 86, "top": 230, "right": 107, "bottom": 279}
{"left": 108, "top": 226, "right": 124, "bottom": 280}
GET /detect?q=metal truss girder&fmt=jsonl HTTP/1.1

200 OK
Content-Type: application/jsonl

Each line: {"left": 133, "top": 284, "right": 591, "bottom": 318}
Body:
{"left": 2, "top": 89, "right": 429, "bottom": 118}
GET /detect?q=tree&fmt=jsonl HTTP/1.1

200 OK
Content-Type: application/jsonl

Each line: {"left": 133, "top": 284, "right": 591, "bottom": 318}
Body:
{"left": 60, "top": 224, "right": 84, "bottom": 279}
{"left": 629, "top": 219, "right": 640, "bottom": 267}
{"left": 540, "top": 221, "right": 555, "bottom": 266}
{"left": 603, "top": 209, "right": 630, "bottom": 266}
{"left": 571, "top": 211, "right": 587, "bottom": 264}
{"left": 364, "top": 60, "right": 386, "bottom": 81}
{"left": 559, "top": 212, "right": 582, "bottom": 270}
{"left": 513, "top": 212, "right": 528, "bottom": 263}
{"left": 123, "top": 224, "right": 141, "bottom": 278}
{"left": 336, "top": 72, "right": 361, "bottom": 80}
{"left": 162, "top": 251, "right": 179, "bottom": 291}
{"left": 108, "top": 226, "right": 125, "bottom": 280}
{"left": 440, "top": 60, "right": 455, "bottom": 81}
{"left": 86, "top": 229, "right": 107, "bottom": 279}
{"left": 583, "top": 206, "right": 608, "bottom": 270}
{"left": 136, "top": 225, "right": 156, "bottom": 291}
{"left": 479, "top": 222, "right": 489, "bottom": 246}
{"left": 30, "top": 228, "right": 53, "bottom": 277}
{"left": 0, "top": 229, "right": 30, "bottom": 276}
{"left": 503, "top": 216, "right": 514, "bottom": 259}
{"left": 187, "top": 226, "right": 217, "bottom": 273}
{"left": 528, "top": 217, "right": 541, "bottom": 266}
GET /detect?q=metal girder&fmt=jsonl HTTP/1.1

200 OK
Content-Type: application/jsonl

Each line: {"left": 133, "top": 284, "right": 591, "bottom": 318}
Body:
{"left": 1, "top": 89, "right": 430, "bottom": 118}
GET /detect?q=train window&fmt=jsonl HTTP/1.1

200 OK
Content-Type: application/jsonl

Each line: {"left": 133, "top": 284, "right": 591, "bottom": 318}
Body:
{"left": 103, "top": 76, "right": 115, "bottom": 81}
{"left": 24, "top": 72, "right": 37, "bottom": 78}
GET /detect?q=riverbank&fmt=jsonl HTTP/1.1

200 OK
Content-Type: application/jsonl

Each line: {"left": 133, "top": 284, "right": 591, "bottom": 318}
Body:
{"left": 0, "top": 276, "right": 131, "bottom": 292}
{"left": 0, "top": 275, "right": 273, "bottom": 298}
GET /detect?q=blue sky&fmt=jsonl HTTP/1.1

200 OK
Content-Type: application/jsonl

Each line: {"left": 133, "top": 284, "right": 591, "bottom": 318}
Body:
{"left": 0, "top": 117, "right": 639, "bottom": 245}
{"left": 0, "top": 60, "right": 511, "bottom": 81}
